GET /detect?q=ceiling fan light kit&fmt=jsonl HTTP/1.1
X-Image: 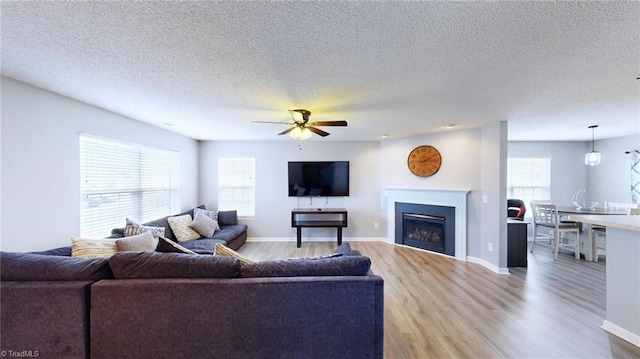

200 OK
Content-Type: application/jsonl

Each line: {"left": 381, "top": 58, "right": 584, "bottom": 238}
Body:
{"left": 289, "top": 127, "right": 313, "bottom": 140}
{"left": 254, "top": 109, "right": 347, "bottom": 140}
{"left": 585, "top": 124, "right": 601, "bottom": 166}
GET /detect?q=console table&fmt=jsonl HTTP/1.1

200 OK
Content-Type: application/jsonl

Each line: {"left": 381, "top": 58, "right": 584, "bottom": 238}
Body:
{"left": 291, "top": 208, "right": 348, "bottom": 248}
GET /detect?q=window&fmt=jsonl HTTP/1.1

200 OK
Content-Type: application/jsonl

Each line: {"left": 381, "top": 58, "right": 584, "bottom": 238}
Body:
{"left": 80, "top": 134, "right": 180, "bottom": 237}
{"left": 218, "top": 157, "right": 255, "bottom": 217}
{"left": 507, "top": 157, "right": 551, "bottom": 216}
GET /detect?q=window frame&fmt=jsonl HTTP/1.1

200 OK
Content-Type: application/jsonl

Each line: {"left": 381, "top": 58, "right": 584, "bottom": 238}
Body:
{"left": 79, "top": 133, "right": 181, "bottom": 237}
{"left": 217, "top": 157, "right": 256, "bottom": 218}
{"left": 507, "top": 157, "right": 551, "bottom": 217}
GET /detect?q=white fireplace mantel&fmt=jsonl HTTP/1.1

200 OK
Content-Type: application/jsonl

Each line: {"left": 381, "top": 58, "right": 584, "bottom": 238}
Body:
{"left": 384, "top": 188, "right": 470, "bottom": 260}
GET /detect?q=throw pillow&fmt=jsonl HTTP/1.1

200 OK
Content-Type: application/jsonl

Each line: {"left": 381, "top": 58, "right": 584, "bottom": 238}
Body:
{"left": 115, "top": 232, "right": 158, "bottom": 252}
{"left": 190, "top": 211, "right": 219, "bottom": 238}
{"left": 156, "top": 237, "right": 198, "bottom": 255}
{"left": 167, "top": 214, "right": 201, "bottom": 242}
{"left": 286, "top": 253, "right": 343, "bottom": 260}
{"left": 194, "top": 208, "right": 219, "bottom": 222}
{"left": 71, "top": 237, "right": 118, "bottom": 258}
{"left": 215, "top": 243, "right": 253, "bottom": 265}
{"left": 124, "top": 218, "right": 165, "bottom": 238}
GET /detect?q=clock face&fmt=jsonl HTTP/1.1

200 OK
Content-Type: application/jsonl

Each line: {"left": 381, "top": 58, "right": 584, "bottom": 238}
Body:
{"left": 408, "top": 145, "right": 442, "bottom": 177}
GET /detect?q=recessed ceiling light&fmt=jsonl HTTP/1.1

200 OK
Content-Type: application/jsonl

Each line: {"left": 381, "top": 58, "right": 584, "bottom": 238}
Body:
{"left": 443, "top": 124, "right": 457, "bottom": 129}
{"left": 380, "top": 134, "right": 389, "bottom": 139}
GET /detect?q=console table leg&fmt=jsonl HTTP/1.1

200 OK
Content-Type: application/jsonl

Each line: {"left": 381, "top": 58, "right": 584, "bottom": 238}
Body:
{"left": 297, "top": 228, "right": 302, "bottom": 248}
{"left": 337, "top": 227, "right": 342, "bottom": 245}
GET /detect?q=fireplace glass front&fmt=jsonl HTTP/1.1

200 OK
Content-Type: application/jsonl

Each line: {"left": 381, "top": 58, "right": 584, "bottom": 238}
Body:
{"left": 395, "top": 202, "right": 455, "bottom": 256}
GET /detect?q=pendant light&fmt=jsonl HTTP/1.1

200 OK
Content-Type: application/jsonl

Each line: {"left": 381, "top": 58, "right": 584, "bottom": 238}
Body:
{"left": 585, "top": 125, "right": 601, "bottom": 166}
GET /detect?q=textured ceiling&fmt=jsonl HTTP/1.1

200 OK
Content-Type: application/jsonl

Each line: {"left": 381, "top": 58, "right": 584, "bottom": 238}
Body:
{"left": 1, "top": 1, "right": 639, "bottom": 141}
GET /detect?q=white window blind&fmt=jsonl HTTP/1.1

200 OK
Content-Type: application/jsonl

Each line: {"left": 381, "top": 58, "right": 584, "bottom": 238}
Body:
{"left": 80, "top": 134, "right": 180, "bottom": 237}
{"left": 218, "top": 157, "right": 255, "bottom": 217}
{"left": 507, "top": 157, "right": 551, "bottom": 216}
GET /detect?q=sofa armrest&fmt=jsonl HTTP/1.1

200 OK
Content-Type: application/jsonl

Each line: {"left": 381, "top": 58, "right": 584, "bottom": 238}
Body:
{"left": 1, "top": 281, "right": 94, "bottom": 358}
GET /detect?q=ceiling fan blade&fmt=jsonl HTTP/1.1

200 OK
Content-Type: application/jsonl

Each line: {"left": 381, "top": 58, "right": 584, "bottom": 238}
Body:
{"left": 308, "top": 120, "right": 348, "bottom": 127}
{"left": 307, "top": 126, "right": 330, "bottom": 137}
{"left": 278, "top": 127, "right": 296, "bottom": 136}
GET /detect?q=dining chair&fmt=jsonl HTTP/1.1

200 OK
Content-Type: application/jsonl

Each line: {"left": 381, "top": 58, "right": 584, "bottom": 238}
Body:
{"left": 507, "top": 198, "right": 526, "bottom": 220}
{"left": 591, "top": 201, "right": 640, "bottom": 262}
{"left": 530, "top": 201, "right": 581, "bottom": 260}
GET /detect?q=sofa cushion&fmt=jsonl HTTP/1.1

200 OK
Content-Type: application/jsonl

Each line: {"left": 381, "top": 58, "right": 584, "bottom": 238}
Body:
{"left": 0, "top": 251, "right": 114, "bottom": 281}
{"left": 168, "top": 214, "right": 201, "bottom": 242}
{"left": 124, "top": 218, "right": 165, "bottom": 238}
{"left": 241, "top": 256, "right": 372, "bottom": 278}
{"left": 29, "top": 246, "right": 73, "bottom": 256}
{"left": 215, "top": 243, "right": 253, "bottom": 265}
{"left": 334, "top": 243, "right": 362, "bottom": 256}
{"left": 109, "top": 251, "right": 241, "bottom": 279}
{"left": 176, "top": 205, "right": 206, "bottom": 218}
{"left": 156, "top": 237, "right": 198, "bottom": 255}
{"left": 71, "top": 237, "right": 118, "bottom": 258}
{"left": 217, "top": 210, "right": 238, "bottom": 226}
{"left": 116, "top": 232, "right": 158, "bottom": 252}
{"left": 179, "top": 238, "right": 225, "bottom": 254}
{"left": 190, "top": 211, "right": 219, "bottom": 237}
{"left": 210, "top": 224, "right": 247, "bottom": 242}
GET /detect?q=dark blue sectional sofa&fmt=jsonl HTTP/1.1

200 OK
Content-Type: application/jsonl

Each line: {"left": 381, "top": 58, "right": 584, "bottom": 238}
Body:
{"left": 108, "top": 205, "right": 247, "bottom": 252}
{"left": 0, "top": 243, "right": 384, "bottom": 358}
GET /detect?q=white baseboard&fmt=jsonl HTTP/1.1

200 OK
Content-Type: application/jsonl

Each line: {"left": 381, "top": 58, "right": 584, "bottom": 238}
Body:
{"left": 467, "top": 256, "right": 510, "bottom": 275}
{"left": 601, "top": 320, "right": 640, "bottom": 347}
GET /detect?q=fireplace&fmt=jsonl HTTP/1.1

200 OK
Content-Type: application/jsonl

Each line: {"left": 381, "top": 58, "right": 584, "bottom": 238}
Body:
{"left": 395, "top": 202, "right": 455, "bottom": 256}
{"left": 385, "top": 188, "right": 468, "bottom": 260}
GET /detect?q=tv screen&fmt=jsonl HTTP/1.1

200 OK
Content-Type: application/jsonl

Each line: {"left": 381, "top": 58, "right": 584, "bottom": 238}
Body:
{"left": 288, "top": 161, "right": 350, "bottom": 197}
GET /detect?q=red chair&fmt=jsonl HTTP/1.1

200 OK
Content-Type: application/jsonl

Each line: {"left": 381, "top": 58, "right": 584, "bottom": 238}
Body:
{"left": 507, "top": 199, "right": 526, "bottom": 220}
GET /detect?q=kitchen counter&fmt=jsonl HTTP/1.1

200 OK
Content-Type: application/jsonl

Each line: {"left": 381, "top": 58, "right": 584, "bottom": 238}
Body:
{"left": 569, "top": 214, "right": 640, "bottom": 347}
{"left": 568, "top": 214, "right": 640, "bottom": 232}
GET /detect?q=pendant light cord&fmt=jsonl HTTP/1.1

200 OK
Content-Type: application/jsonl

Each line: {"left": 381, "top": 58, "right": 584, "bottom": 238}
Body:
{"left": 588, "top": 125, "right": 598, "bottom": 152}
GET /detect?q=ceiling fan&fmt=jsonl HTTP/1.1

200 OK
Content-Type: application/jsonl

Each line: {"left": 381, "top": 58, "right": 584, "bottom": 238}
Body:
{"left": 252, "top": 109, "right": 347, "bottom": 139}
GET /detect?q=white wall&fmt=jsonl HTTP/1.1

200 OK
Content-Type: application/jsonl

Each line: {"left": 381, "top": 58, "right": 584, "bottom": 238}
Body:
{"left": 0, "top": 77, "right": 200, "bottom": 251}
{"left": 379, "top": 128, "right": 484, "bottom": 259}
{"left": 587, "top": 134, "right": 640, "bottom": 204}
{"left": 479, "top": 122, "right": 508, "bottom": 270}
{"left": 199, "top": 140, "right": 384, "bottom": 240}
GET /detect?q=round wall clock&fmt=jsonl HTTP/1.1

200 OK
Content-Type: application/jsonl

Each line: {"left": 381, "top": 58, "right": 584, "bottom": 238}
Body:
{"left": 407, "top": 145, "right": 442, "bottom": 177}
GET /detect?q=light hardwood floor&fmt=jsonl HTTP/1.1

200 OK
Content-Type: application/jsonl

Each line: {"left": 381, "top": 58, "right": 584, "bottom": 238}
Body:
{"left": 239, "top": 240, "right": 640, "bottom": 359}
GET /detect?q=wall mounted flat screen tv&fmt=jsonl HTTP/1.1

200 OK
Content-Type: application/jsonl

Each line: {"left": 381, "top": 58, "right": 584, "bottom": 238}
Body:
{"left": 288, "top": 161, "right": 350, "bottom": 197}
